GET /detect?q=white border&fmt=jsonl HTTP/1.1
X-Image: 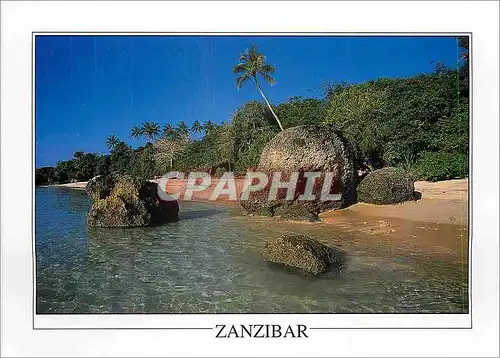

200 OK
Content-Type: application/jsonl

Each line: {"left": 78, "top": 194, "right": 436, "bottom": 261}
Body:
{"left": 34, "top": 313, "right": 471, "bottom": 330}
{"left": 2, "top": 1, "right": 499, "bottom": 357}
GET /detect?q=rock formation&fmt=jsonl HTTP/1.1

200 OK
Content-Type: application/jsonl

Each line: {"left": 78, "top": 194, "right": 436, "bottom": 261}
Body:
{"left": 86, "top": 174, "right": 179, "bottom": 228}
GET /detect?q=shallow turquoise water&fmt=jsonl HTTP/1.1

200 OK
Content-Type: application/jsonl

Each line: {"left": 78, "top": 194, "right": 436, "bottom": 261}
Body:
{"left": 36, "top": 187, "right": 468, "bottom": 314}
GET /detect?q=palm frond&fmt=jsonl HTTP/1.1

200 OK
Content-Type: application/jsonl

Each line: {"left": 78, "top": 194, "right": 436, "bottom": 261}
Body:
{"left": 238, "top": 53, "right": 249, "bottom": 62}
{"left": 248, "top": 45, "right": 259, "bottom": 59}
{"left": 232, "top": 63, "right": 249, "bottom": 74}
{"left": 259, "top": 73, "right": 276, "bottom": 85}
{"left": 235, "top": 74, "right": 251, "bottom": 89}
{"left": 259, "top": 64, "right": 275, "bottom": 74}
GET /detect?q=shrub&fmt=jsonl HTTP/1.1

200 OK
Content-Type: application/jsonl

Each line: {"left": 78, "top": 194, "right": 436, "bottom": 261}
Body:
{"left": 414, "top": 151, "right": 468, "bottom": 182}
{"left": 275, "top": 97, "right": 326, "bottom": 128}
{"left": 214, "top": 167, "right": 226, "bottom": 177}
{"left": 357, "top": 167, "right": 415, "bottom": 205}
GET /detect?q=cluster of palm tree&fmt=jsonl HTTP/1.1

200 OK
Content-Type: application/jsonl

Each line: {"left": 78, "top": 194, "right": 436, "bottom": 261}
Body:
{"left": 130, "top": 121, "right": 161, "bottom": 143}
{"left": 129, "top": 120, "right": 217, "bottom": 143}
{"left": 105, "top": 118, "right": 220, "bottom": 152}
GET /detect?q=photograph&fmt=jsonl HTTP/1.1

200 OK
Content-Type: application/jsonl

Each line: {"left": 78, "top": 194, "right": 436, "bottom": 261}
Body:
{"left": 34, "top": 34, "right": 470, "bottom": 315}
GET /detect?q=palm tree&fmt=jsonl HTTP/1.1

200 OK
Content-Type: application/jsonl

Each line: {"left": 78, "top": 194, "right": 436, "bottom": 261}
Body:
{"left": 177, "top": 121, "right": 190, "bottom": 136}
{"left": 105, "top": 135, "right": 120, "bottom": 150}
{"left": 232, "top": 45, "right": 284, "bottom": 131}
{"left": 162, "top": 123, "right": 176, "bottom": 139}
{"left": 130, "top": 125, "right": 142, "bottom": 139}
{"left": 191, "top": 120, "right": 203, "bottom": 135}
{"left": 202, "top": 120, "right": 215, "bottom": 135}
{"left": 141, "top": 121, "right": 161, "bottom": 143}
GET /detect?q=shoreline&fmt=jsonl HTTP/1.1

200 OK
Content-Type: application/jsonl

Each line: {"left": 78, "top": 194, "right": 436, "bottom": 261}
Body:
{"left": 40, "top": 181, "right": 88, "bottom": 189}
{"left": 40, "top": 178, "right": 468, "bottom": 226}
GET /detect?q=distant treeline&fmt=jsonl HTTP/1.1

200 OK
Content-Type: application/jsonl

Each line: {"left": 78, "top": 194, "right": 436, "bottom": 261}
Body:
{"left": 36, "top": 41, "right": 469, "bottom": 186}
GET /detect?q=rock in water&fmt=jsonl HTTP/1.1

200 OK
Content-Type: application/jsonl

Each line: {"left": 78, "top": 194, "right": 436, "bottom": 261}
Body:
{"left": 240, "top": 125, "right": 357, "bottom": 219}
{"left": 262, "top": 235, "right": 338, "bottom": 275}
{"left": 86, "top": 174, "right": 179, "bottom": 228}
{"left": 356, "top": 167, "right": 415, "bottom": 205}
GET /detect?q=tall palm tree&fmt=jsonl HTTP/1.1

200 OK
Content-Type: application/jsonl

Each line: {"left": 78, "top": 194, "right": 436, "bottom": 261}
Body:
{"left": 177, "top": 121, "right": 190, "bottom": 136}
{"left": 232, "top": 45, "right": 284, "bottom": 131}
{"left": 130, "top": 125, "right": 142, "bottom": 139}
{"left": 191, "top": 120, "right": 203, "bottom": 135}
{"left": 141, "top": 121, "right": 161, "bottom": 143}
{"left": 202, "top": 120, "right": 215, "bottom": 135}
{"left": 105, "top": 135, "right": 120, "bottom": 150}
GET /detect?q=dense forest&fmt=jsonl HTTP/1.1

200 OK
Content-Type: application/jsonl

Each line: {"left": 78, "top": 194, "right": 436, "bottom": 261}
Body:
{"left": 36, "top": 39, "right": 469, "bottom": 186}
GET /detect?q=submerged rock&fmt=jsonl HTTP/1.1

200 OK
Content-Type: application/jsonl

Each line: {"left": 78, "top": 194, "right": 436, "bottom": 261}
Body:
{"left": 240, "top": 125, "right": 357, "bottom": 220}
{"left": 262, "top": 234, "right": 339, "bottom": 275}
{"left": 356, "top": 167, "right": 415, "bottom": 205}
{"left": 86, "top": 174, "right": 179, "bottom": 228}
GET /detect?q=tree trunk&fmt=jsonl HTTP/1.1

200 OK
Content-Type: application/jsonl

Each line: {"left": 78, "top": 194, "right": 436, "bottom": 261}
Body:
{"left": 254, "top": 78, "right": 284, "bottom": 131}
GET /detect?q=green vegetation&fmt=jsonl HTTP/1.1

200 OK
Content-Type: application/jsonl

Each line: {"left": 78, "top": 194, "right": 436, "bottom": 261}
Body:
{"left": 36, "top": 40, "right": 469, "bottom": 186}
{"left": 414, "top": 151, "right": 468, "bottom": 182}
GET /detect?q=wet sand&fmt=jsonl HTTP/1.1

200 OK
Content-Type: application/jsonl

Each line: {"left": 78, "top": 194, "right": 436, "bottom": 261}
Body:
{"left": 318, "top": 179, "right": 469, "bottom": 264}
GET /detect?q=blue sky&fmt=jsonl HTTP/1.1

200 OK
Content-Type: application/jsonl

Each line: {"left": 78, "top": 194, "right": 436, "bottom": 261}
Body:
{"left": 35, "top": 35, "right": 460, "bottom": 167}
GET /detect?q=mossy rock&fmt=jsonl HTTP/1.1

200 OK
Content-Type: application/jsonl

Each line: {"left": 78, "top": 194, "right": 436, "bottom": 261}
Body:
{"left": 88, "top": 195, "right": 150, "bottom": 227}
{"left": 262, "top": 235, "right": 337, "bottom": 275}
{"left": 356, "top": 167, "right": 415, "bottom": 205}
{"left": 86, "top": 174, "right": 179, "bottom": 228}
{"left": 275, "top": 204, "right": 320, "bottom": 222}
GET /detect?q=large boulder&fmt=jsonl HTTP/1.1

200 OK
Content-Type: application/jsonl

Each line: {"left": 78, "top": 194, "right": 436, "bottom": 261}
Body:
{"left": 356, "top": 167, "right": 415, "bottom": 205}
{"left": 240, "top": 125, "right": 357, "bottom": 219}
{"left": 262, "top": 234, "right": 339, "bottom": 275}
{"left": 86, "top": 174, "right": 179, "bottom": 228}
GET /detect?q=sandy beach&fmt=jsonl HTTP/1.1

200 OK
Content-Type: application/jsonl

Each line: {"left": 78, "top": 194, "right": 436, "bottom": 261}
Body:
{"left": 321, "top": 179, "right": 468, "bottom": 226}
{"left": 43, "top": 181, "right": 89, "bottom": 189}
